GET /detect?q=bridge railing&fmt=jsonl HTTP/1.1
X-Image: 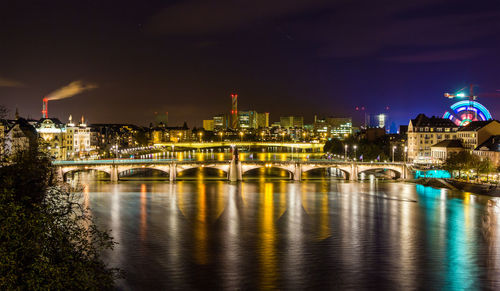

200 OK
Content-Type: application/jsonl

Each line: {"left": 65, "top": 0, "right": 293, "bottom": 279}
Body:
{"left": 53, "top": 159, "right": 406, "bottom": 166}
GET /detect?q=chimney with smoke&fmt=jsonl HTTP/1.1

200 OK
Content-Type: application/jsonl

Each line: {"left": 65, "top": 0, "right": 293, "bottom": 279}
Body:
{"left": 41, "top": 80, "right": 97, "bottom": 118}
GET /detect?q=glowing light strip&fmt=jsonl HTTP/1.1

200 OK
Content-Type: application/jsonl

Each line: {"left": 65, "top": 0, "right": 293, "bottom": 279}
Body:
{"left": 450, "top": 100, "right": 492, "bottom": 120}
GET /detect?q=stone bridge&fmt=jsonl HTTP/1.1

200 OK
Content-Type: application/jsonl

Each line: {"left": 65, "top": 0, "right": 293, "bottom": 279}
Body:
{"left": 54, "top": 159, "right": 411, "bottom": 182}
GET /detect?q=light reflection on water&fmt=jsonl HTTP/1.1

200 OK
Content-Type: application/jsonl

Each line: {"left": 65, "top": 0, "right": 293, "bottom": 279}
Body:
{"left": 82, "top": 178, "right": 500, "bottom": 290}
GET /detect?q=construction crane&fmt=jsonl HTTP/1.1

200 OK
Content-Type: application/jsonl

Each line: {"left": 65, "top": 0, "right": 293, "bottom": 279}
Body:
{"left": 444, "top": 84, "right": 481, "bottom": 121}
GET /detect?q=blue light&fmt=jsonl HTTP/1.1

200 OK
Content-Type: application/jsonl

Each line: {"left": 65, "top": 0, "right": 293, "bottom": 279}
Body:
{"left": 414, "top": 170, "right": 451, "bottom": 179}
{"left": 450, "top": 101, "right": 492, "bottom": 120}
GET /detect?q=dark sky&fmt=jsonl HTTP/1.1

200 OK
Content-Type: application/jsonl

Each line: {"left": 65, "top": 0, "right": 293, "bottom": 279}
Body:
{"left": 1, "top": 0, "right": 500, "bottom": 127}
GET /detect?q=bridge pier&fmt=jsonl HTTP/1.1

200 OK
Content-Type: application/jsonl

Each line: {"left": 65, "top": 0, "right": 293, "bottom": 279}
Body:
{"left": 294, "top": 163, "right": 302, "bottom": 181}
{"left": 229, "top": 160, "right": 242, "bottom": 182}
{"left": 403, "top": 164, "right": 411, "bottom": 180}
{"left": 349, "top": 163, "right": 358, "bottom": 181}
{"left": 110, "top": 165, "right": 119, "bottom": 182}
{"left": 169, "top": 163, "right": 176, "bottom": 182}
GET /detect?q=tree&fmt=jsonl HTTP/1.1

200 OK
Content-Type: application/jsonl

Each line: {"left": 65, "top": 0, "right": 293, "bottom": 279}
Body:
{"left": 443, "top": 151, "right": 493, "bottom": 181}
{"left": 477, "top": 158, "right": 495, "bottom": 182}
{"left": 323, "top": 138, "right": 344, "bottom": 155}
{"left": 0, "top": 146, "right": 121, "bottom": 289}
{"left": 444, "top": 151, "right": 474, "bottom": 178}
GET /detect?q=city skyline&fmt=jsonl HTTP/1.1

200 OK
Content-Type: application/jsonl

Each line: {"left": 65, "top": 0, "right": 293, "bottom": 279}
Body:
{"left": 1, "top": 0, "right": 500, "bottom": 126}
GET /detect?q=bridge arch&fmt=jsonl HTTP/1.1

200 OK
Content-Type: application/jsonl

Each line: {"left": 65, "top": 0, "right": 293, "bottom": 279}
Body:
{"left": 241, "top": 164, "right": 295, "bottom": 180}
{"left": 62, "top": 168, "right": 111, "bottom": 180}
{"left": 301, "top": 166, "right": 351, "bottom": 180}
{"left": 118, "top": 167, "right": 170, "bottom": 179}
{"left": 301, "top": 164, "right": 353, "bottom": 180}
{"left": 176, "top": 164, "right": 229, "bottom": 179}
{"left": 357, "top": 166, "right": 403, "bottom": 180}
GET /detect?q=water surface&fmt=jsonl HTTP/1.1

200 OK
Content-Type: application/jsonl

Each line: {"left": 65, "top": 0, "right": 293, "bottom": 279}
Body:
{"left": 82, "top": 180, "right": 500, "bottom": 290}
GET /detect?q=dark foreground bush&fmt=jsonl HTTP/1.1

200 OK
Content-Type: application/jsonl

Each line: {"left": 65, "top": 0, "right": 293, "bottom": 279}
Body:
{"left": 0, "top": 149, "right": 120, "bottom": 290}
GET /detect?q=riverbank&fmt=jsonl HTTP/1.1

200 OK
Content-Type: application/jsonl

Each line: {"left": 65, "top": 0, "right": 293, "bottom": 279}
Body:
{"left": 414, "top": 178, "right": 500, "bottom": 197}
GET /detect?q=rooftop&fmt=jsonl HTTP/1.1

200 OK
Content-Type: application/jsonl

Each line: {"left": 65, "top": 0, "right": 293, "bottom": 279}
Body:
{"left": 475, "top": 135, "right": 500, "bottom": 152}
{"left": 458, "top": 120, "right": 498, "bottom": 131}
{"left": 411, "top": 114, "right": 457, "bottom": 128}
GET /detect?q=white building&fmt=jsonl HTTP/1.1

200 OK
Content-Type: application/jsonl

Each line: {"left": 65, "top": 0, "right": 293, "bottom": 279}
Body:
{"left": 430, "top": 139, "right": 464, "bottom": 162}
{"left": 65, "top": 115, "right": 91, "bottom": 159}
{"left": 36, "top": 118, "right": 66, "bottom": 159}
{"left": 36, "top": 115, "right": 91, "bottom": 160}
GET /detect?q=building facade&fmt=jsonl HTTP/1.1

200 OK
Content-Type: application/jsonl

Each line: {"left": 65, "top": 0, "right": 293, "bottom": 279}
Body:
{"left": 407, "top": 114, "right": 459, "bottom": 162}
{"left": 366, "top": 113, "right": 388, "bottom": 129}
{"left": 203, "top": 119, "right": 215, "bottom": 131}
{"left": 280, "top": 116, "right": 304, "bottom": 129}
{"left": 257, "top": 112, "right": 269, "bottom": 128}
{"left": 4, "top": 118, "right": 38, "bottom": 155}
{"left": 213, "top": 114, "right": 228, "bottom": 129}
{"left": 65, "top": 116, "right": 91, "bottom": 159}
{"left": 457, "top": 120, "right": 500, "bottom": 151}
{"left": 238, "top": 111, "right": 258, "bottom": 129}
{"left": 430, "top": 139, "right": 464, "bottom": 162}
{"left": 36, "top": 118, "right": 67, "bottom": 159}
{"left": 473, "top": 135, "right": 500, "bottom": 167}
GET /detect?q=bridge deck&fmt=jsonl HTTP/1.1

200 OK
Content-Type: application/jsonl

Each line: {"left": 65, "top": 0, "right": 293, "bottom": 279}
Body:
{"left": 53, "top": 159, "right": 405, "bottom": 166}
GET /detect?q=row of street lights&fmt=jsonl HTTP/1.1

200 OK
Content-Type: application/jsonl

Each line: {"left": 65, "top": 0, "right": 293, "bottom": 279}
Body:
{"left": 341, "top": 144, "right": 408, "bottom": 163}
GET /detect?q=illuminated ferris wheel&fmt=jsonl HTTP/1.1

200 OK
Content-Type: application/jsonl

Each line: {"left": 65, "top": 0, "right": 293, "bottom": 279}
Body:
{"left": 443, "top": 84, "right": 493, "bottom": 126}
{"left": 442, "top": 100, "right": 492, "bottom": 126}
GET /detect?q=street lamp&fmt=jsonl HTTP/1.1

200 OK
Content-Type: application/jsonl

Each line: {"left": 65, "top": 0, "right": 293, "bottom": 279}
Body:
{"left": 344, "top": 144, "right": 348, "bottom": 161}
{"left": 198, "top": 131, "right": 203, "bottom": 142}
{"left": 353, "top": 145, "right": 357, "bottom": 161}
{"left": 404, "top": 146, "right": 408, "bottom": 163}
{"left": 261, "top": 131, "right": 265, "bottom": 141}
{"left": 239, "top": 131, "right": 244, "bottom": 142}
{"left": 281, "top": 132, "right": 285, "bottom": 143}
{"left": 392, "top": 146, "right": 396, "bottom": 163}
{"left": 219, "top": 131, "right": 223, "bottom": 142}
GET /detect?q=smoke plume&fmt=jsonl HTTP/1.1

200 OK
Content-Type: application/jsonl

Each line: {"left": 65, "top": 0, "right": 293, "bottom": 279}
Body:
{"left": 0, "top": 77, "right": 23, "bottom": 87}
{"left": 46, "top": 80, "right": 97, "bottom": 100}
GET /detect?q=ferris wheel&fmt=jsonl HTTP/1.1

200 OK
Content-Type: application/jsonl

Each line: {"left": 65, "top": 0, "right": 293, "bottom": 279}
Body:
{"left": 442, "top": 84, "right": 493, "bottom": 126}
{"left": 442, "top": 100, "right": 492, "bottom": 126}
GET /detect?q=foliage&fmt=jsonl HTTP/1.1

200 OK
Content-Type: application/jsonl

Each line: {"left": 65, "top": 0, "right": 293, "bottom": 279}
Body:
{"left": 324, "top": 137, "right": 391, "bottom": 161}
{"left": 134, "top": 129, "right": 149, "bottom": 146}
{"left": 443, "top": 151, "right": 495, "bottom": 179}
{"left": 0, "top": 147, "right": 120, "bottom": 290}
{"left": 323, "top": 138, "right": 344, "bottom": 155}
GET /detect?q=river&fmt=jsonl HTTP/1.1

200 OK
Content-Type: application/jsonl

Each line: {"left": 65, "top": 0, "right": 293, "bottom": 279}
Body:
{"left": 79, "top": 178, "right": 500, "bottom": 290}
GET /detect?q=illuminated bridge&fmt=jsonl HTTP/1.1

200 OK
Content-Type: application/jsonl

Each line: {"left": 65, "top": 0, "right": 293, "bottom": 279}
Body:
{"left": 54, "top": 159, "right": 410, "bottom": 182}
{"left": 153, "top": 141, "right": 325, "bottom": 150}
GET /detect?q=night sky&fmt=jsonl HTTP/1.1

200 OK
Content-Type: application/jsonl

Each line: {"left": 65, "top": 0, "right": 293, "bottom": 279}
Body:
{"left": 1, "top": 0, "right": 500, "bottom": 127}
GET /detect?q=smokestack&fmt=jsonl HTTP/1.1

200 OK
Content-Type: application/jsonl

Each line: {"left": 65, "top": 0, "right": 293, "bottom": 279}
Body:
{"left": 231, "top": 93, "right": 238, "bottom": 129}
{"left": 42, "top": 98, "right": 48, "bottom": 118}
